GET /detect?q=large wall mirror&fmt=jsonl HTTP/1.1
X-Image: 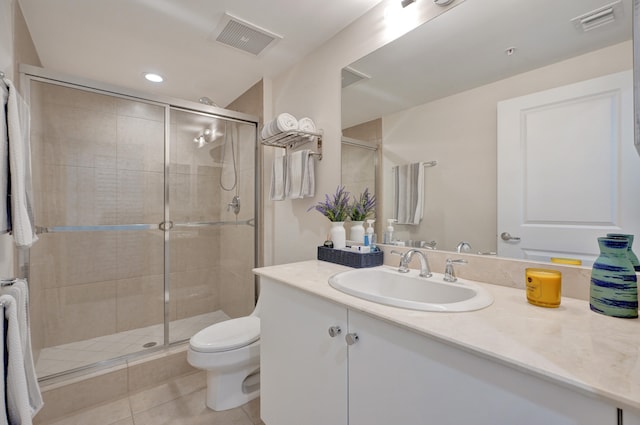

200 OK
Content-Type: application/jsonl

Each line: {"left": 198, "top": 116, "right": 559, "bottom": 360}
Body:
{"left": 342, "top": 0, "right": 640, "bottom": 264}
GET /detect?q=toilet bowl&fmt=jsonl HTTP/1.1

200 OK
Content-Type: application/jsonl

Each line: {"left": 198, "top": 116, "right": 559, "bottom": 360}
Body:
{"left": 187, "top": 309, "right": 260, "bottom": 411}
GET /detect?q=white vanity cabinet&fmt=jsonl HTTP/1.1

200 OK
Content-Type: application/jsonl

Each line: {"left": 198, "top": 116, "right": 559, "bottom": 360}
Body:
{"left": 260, "top": 277, "right": 348, "bottom": 425}
{"left": 625, "top": 409, "right": 640, "bottom": 425}
{"left": 260, "top": 277, "right": 620, "bottom": 425}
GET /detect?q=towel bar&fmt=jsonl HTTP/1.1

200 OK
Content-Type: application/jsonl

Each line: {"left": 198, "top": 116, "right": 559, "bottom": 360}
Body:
{"left": 392, "top": 161, "right": 437, "bottom": 171}
{"left": 262, "top": 129, "right": 323, "bottom": 160}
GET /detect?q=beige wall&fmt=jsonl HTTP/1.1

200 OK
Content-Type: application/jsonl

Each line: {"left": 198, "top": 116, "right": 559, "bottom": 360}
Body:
{"left": 380, "top": 41, "right": 632, "bottom": 253}
{"left": 266, "top": 0, "right": 463, "bottom": 265}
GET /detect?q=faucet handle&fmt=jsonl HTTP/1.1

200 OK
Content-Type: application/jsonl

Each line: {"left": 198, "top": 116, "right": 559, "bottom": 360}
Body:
{"left": 444, "top": 258, "right": 467, "bottom": 282}
{"left": 390, "top": 250, "right": 410, "bottom": 273}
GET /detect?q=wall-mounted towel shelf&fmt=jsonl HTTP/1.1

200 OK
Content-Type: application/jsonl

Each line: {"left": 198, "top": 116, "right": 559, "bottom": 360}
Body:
{"left": 261, "top": 129, "right": 323, "bottom": 160}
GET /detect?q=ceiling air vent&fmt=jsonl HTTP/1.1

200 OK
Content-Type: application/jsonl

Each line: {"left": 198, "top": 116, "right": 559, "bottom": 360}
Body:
{"left": 213, "top": 14, "right": 282, "bottom": 56}
{"left": 571, "top": 1, "right": 623, "bottom": 32}
{"left": 342, "top": 67, "right": 370, "bottom": 89}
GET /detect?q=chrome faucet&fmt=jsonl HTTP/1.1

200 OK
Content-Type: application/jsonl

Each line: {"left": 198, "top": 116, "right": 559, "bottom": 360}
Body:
{"left": 456, "top": 241, "right": 472, "bottom": 253}
{"left": 443, "top": 258, "right": 468, "bottom": 282}
{"left": 391, "top": 249, "right": 432, "bottom": 278}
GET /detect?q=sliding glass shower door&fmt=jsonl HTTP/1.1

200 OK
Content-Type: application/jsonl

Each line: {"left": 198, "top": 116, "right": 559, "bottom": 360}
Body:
{"left": 167, "top": 108, "right": 256, "bottom": 344}
{"left": 26, "top": 77, "right": 257, "bottom": 379}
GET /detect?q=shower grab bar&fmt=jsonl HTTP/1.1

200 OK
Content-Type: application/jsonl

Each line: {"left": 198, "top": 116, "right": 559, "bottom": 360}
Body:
{"left": 173, "top": 218, "right": 255, "bottom": 228}
{"left": 36, "top": 224, "right": 155, "bottom": 234}
{"left": 35, "top": 218, "right": 255, "bottom": 234}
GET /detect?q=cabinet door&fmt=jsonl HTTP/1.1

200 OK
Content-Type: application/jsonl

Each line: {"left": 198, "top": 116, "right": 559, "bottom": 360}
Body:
{"left": 624, "top": 409, "right": 640, "bottom": 425}
{"left": 347, "top": 309, "right": 616, "bottom": 425}
{"left": 260, "top": 278, "right": 348, "bottom": 425}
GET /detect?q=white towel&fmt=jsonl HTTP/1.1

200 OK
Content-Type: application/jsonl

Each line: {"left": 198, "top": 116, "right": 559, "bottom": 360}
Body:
{"left": 0, "top": 302, "right": 7, "bottom": 425}
{"left": 6, "top": 79, "right": 37, "bottom": 247}
{"left": 2, "top": 294, "right": 33, "bottom": 425}
{"left": 298, "top": 117, "right": 316, "bottom": 133}
{"left": 285, "top": 150, "right": 304, "bottom": 199}
{"left": 269, "top": 153, "right": 287, "bottom": 201}
{"left": 0, "top": 83, "right": 9, "bottom": 234}
{"left": 285, "top": 150, "right": 316, "bottom": 200}
{"left": 0, "top": 280, "right": 43, "bottom": 416}
{"left": 301, "top": 150, "right": 315, "bottom": 198}
{"left": 394, "top": 162, "right": 425, "bottom": 225}
{"left": 261, "top": 113, "right": 298, "bottom": 139}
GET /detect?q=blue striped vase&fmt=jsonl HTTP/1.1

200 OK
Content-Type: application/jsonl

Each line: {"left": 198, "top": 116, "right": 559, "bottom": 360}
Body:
{"left": 590, "top": 237, "right": 638, "bottom": 319}
{"left": 606, "top": 233, "right": 640, "bottom": 272}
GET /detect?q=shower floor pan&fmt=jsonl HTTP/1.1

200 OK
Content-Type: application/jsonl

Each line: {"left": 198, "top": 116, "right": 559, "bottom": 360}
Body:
{"left": 35, "top": 310, "right": 230, "bottom": 378}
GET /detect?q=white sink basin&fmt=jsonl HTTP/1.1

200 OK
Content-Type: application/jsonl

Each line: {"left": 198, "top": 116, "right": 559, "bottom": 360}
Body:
{"left": 328, "top": 266, "right": 493, "bottom": 312}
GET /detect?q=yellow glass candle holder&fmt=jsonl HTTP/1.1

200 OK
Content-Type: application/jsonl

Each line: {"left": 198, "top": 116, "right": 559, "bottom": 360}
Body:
{"left": 526, "top": 268, "right": 562, "bottom": 308}
{"left": 550, "top": 257, "right": 582, "bottom": 266}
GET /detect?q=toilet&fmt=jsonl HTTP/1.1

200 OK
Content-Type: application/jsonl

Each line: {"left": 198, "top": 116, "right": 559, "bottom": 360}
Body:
{"left": 187, "top": 303, "right": 260, "bottom": 411}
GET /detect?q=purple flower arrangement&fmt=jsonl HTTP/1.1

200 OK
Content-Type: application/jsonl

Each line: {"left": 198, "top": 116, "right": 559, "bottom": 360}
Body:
{"left": 349, "top": 188, "right": 376, "bottom": 221}
{"left": 309, "top": 186, "right": 376, "bottom": 222}
{"left": 308, "top": 186, "right": 351, "bottom": 222}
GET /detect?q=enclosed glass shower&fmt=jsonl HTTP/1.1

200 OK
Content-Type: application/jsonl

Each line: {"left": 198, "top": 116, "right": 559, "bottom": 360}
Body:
{"left": 23, "top": 71, "right": 258, "bottom": 380}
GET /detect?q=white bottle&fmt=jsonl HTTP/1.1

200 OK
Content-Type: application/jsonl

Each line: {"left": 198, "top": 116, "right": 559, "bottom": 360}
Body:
{"left": 366, "top": 219, "right": 376, "bottom": 248}
{"left": 384, "top": 219, "right": 396, "bottom": 244}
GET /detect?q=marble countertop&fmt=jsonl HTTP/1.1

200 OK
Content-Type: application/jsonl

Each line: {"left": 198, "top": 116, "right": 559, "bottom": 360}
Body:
{"left": 254, "top": 260, "right": 640, "bottom": 412}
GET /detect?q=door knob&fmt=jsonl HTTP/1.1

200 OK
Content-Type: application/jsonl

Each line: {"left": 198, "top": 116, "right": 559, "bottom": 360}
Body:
{"left": 328, "top": 326, "right": 342, "bottom": 337}
{"left": 345, "top": 333, "right": 359, "bottom": 345}
{"left": 500, "top": 232, "right": 521, "bottom": 241}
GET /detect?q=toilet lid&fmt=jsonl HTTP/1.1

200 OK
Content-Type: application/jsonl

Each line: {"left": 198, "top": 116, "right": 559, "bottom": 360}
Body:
{"left": 190, "top": 316, "right": 260, "bottom": 353}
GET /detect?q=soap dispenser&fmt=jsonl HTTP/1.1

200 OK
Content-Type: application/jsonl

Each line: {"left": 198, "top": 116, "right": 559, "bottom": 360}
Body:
{"left": 384, "top": 219, "right": 396, "bottom": 244}
{"left": 366, "top": 219, "right": 376, "bottom": 249}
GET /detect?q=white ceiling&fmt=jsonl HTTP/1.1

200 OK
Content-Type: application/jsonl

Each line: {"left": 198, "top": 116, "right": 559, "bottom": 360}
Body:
{"left": 342, "top": 0, "right": 633, "bottom": 128}
{"left": 18, "top": 0, "right": 383, "bottom": 107}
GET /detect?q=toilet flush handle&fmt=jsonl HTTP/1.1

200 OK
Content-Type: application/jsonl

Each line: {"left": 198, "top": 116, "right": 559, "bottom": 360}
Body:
{"left": 328, "top": 326, "right": 342, "bottom": 337}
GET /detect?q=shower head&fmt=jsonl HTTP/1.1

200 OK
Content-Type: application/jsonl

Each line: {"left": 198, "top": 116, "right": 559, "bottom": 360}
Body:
{"left": 199, "top": 96, "right": 219, "bottom": 107}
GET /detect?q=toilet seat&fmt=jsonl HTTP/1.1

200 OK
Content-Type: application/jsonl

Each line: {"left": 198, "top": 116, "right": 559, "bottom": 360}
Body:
{"left": 190, "top": 316, "right": 260, "bottom": 353}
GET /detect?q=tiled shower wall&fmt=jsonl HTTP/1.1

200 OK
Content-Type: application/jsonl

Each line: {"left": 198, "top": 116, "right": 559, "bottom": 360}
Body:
{"left": 28, "top": 80, "right": 256, "bottom": 362}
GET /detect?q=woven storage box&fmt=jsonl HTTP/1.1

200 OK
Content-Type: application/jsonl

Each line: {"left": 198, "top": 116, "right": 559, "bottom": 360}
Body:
{"left": 317, "top": 246, "right": 383, "bottom": 268}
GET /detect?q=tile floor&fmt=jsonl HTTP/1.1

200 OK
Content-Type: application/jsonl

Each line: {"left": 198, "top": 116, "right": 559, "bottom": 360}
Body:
{"left": 36, "top": 310, "right": 231, "bottom": 377}
{"left": 37, "top": 370, "right": 265, "bottom": 425}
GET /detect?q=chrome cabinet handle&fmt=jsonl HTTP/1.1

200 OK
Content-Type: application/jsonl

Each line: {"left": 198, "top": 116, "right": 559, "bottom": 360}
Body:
{"left": 345, "top": 333, "right": 359, "bottom": 345}
{"left": 328, "top": 326, "right": 342, "bottom": 337}
{"left": 500, "top": 232, "right": 521, "bottom": 241}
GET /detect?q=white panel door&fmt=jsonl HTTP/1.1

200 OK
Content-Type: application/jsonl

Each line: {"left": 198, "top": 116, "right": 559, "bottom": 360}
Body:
{"left": 260, "top": 278, "right": 348, "bottom": 425}
{"left": 497, "top": 70, "right": 640, "bottom": 264}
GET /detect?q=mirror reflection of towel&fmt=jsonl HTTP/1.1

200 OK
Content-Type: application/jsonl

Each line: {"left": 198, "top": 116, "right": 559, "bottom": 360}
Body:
{"left": 394, "top": 162, "right": 424, "bottom": 225}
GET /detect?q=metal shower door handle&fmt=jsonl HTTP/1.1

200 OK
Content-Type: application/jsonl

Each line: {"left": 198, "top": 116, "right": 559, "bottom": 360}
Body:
{"left": 500, "top": 232, "right": 521, "bottom": 241}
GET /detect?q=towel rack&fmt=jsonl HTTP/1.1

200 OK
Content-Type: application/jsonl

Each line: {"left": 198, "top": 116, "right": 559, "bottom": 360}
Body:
{"left": 261, "top": 129, "right": 323, "bottom": 160}
{"left": 392, "top": 160, "right": 437, "bottom": 171}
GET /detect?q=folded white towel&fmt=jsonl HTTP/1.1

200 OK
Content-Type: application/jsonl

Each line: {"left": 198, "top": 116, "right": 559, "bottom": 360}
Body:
{"left": 6, "top": 79, "right": 37, "bottom": 247}
{"left": 285, "top": 150, "right": 304, "bottom": 199}
{"left": 1, "top": 280, "right": 43, "bottom": 416}
{"left": 269, "top": 154, "right": 287, "bottom": 201}
{"left": 301, "top": 150, "right": 315, "bottom": 198}
{"left": 0, "top": 84, "right": 9, "bottom": 234}
{"left": 261, "top": 113, "right": 298, "bottom": 139}
{"left": 2, "top": 294, "right": 33, "bottom": 425}
{"left": 0, "top": 300, "right": 7, "bottom": 425}
{"left": 394, "top": 162, "right": 425, "bottom": 225}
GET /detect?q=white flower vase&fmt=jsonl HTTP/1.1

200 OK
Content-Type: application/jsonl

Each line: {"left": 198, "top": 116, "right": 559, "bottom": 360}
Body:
{"left": 330, "top": 221, "right": 346, "bottom": 249}
{"left": 350, "top": 221, "right": 365, "bottom": 244}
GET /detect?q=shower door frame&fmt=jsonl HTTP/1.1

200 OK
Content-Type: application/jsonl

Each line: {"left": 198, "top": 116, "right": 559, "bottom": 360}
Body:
{"left": 19, "top": 64, "right": 260, "bottom": 379}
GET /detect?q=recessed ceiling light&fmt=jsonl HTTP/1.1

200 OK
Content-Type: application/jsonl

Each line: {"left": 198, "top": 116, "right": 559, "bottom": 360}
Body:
{"left": 143, "top": 72, "right": 164, "bottom": 83}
